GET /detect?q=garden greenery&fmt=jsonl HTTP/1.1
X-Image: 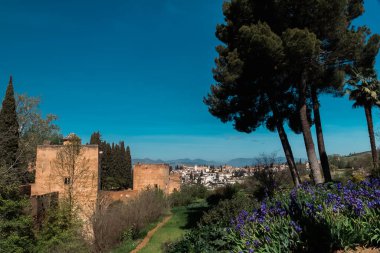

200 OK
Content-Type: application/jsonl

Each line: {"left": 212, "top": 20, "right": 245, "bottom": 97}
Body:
{"left": 229, "top": 178, "right": 380, "bottom": 252}
{"left": 166, "top": 178, "right": 380, "bottom": 253}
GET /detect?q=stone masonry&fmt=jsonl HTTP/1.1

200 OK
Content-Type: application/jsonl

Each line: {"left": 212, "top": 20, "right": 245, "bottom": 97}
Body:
{"left": 133, "top": 163, "right": 180, "bottom": 194}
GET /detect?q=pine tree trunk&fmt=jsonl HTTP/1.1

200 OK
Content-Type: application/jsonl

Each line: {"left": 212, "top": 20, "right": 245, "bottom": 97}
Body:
{"left": 364, "top": 105, "right": 378, "bottom": 170}
{"left": 311, "top": 87, "right": 332, "bottom": 182}
{"left": 299, "top": 80, "right": 324, "bottom": 184}
{"left": 276, "top": 122, "right": 301, "bottom": 187}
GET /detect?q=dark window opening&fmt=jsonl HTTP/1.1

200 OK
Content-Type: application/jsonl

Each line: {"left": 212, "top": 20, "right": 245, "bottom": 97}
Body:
{"left": 64, "top": 177, "right": 71, "bottom": 185}
{"left": 154, "top": 184, "right": 158, "bottom": 189}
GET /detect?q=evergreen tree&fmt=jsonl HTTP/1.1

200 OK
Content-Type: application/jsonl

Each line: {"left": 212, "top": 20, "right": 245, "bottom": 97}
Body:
{"left": 0, "top": 167, "right": 35, "bottom": 253}
{"left": 207, "top": 0, "right": 366, "bottom": 184}
{"left": 0, "top": 76, "right": 20, "bottom": 168}
{"left": 125, "top": 146, "right": 132, "bottom": 188}
{"left": 90, "top": 132, "right": 133, "bottom": 190}
{"left": 89, "top": 131, "right": 101, "bottom": 145}
{"left": 101, "top": 143, "right": 112, "bottom": 190}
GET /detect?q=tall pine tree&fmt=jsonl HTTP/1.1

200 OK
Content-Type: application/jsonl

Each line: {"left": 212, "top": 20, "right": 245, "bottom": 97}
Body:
{"left": 0, "top": 76, "right": 20, "bottom": 168}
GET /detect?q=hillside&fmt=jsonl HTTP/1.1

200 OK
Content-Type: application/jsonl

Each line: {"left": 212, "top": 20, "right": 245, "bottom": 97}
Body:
{"left": 329, "top": 151, "right": 373, "bottom": 169}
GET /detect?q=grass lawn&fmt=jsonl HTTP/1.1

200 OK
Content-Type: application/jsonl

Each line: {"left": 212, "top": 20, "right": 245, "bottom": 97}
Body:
{"left": 139, "top": 201, "right": 208, "bottom": 253}
{"left": 111, "top": 216, "right": 165, "bottom": 253}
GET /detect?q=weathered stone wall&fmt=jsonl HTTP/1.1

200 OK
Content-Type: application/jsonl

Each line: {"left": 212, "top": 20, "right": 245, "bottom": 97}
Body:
{"left": 99, "top": 189, "right": 138, "bottom": 204}
{"left": 133, "top": 164, "right": 170, "bottom": 193}
{"left": 31, "top": 145, "right": 99, "bottom": 223}
{"left": 30, "top": 192, "right": 58, "bottom": 225}
{"left": 168, "top": 173, "right": 181, "bottom": 194}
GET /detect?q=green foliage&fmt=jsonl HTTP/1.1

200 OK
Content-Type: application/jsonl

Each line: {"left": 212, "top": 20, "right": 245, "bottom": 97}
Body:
{"left": 0, "top": 77, "right": 20, "bottom": 168}
{"left": 169, "top": 184, "right": 208, "bottom": 207}
{"left": 166, "top": 192, "right": 255, "bottom": 253}
{"left": 16, "top": 93, "right": 61, "bottom": 183}
{"left": 0, "top": 170, "right": 35, "bottom": 253}
{"left": 164, "top": 225, "right": 230, "bottom": 253}
{"left": 35, "top": 202, "right": 88, "bottom": 253}
{"left": 329, "top": 153, "right": 373, "bottom": 170}
{"left": 90, "top": 131, "right": 133, "bottom": 190}
{"left": 169, "top": 179, "right": 380, "bottom": 253}
{"left": 201, "top": 194, "right": 257, "bottom": 227}
{"left": 206, "top": 184, "right": 241, "bottom": 207}
{"left": 228, "top": 178, "right": 380, "bottom": 252}
{"left": 206, "top": 0, "right": 371, "bottom": 185}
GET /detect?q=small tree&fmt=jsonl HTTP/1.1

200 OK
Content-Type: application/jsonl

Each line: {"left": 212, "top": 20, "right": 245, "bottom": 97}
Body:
{"left": 53, "top": 135, "right": 91, "bottom": 217}
{"left": 16, "top": 94, "right": 61, "bottom": 182}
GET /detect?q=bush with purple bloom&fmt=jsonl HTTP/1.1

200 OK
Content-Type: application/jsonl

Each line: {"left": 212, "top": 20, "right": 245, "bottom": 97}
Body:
{"left": 228, "top": 178, "right": 380, "bottom": 252}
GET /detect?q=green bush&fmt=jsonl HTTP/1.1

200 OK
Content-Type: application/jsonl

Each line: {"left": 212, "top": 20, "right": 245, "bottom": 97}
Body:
{"left": 35, "top": 203, "right": 89, "bottom": 253}
{"left": 168, "top": 178, "right": 380, "bottom": 253}
{"left": 201, "top": 194, "right": 257, "bottom": 227}
{"left": 164, "top": 225, "right": 230, "bottom": 253}
{"left": 0, "top": 168, "right": 35, "bottom": 253}
{"left": 228, "top": 178, "right": 380, "bottom": 252}
{"left": 169, "top": 184, "right": 208, "bottom": 207}
{"left": 243, "top": 169, "right": 293, "bottom": 201}
{"left": 165, "top": 193, "right": 256, "bottom": 253}
{"left": 206, "top": 184, "right": 241, "bottom": 207}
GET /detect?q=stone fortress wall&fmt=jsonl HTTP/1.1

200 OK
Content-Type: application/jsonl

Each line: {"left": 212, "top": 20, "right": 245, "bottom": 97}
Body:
{"left": 30, "top": 134, "right": 181, "bottom": 228}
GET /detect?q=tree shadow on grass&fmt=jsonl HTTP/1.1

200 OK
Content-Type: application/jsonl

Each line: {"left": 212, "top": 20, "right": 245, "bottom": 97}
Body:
{"left": 181, "top": 203, "right": 210, "bottom": 229}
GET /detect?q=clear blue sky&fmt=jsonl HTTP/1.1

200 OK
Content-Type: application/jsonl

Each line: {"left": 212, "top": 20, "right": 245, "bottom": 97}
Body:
{"left": 0, "top": 0, "right": 379, "bottom": 161}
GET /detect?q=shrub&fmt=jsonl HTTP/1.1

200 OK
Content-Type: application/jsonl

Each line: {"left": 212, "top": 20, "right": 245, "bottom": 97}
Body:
{"left": 0, "top": 168, "right": 35, "bottom": 253}
{"left": 93, "top": 188, "right": 168, "bottom": 252}
{"left": 164, "top": 225, "right": 230, "bottom": 253}
{"left": 35, "top": 203, "right": 89, "bottom": 253}
{"left": 206, "top": 184, "right": 241, "bottom": 206}
{"left": 201, "top": 194, "right": 257, "bottom": 227}
{"left": 165, "top": 193, "right": 256, "bottom": 253}
{"left": 243, "top": 168, "right": 293, "bottom": 201}
{"left": 228, "top": 178, "right": 380, "bottom": 252}
{"left": 169, "top": 184, "right": 208, "bottom": 207}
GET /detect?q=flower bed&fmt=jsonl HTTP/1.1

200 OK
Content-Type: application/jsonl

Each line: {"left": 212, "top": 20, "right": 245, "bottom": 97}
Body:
{"left": 229, "top": 178, "right": 380, "bottom": 252}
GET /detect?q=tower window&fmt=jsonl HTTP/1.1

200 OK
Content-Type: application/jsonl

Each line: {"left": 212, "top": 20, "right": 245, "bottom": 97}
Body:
{"left": 64, "top": 177, "right": 71, "bottom": 185}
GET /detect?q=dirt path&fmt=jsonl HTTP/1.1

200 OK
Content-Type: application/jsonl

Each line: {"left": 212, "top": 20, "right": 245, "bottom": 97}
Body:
{"left": 131, "top": 215, "right": 173, "bottom": 253}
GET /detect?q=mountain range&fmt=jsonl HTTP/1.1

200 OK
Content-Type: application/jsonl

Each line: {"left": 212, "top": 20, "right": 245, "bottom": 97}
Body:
{"left": 133, "top": 157, "right": 307, "bottom": 167}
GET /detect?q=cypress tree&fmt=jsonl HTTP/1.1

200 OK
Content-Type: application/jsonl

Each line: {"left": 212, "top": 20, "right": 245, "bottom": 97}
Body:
{"left": 101, "top": 143, "right": 112, "bottom": 190}
{"left": 89, "top": 131, "right": 101, "bottom": 145}
{"left": 119, "top": 141, "right": 128, "bottom": 188}
{"left": 125, "top": 146, "right": 132, "bottom": 189}
{"left": 0, "top": 76, "right": 20, "bottom": 168}
{"left": 91, "top": 133, "right": 133, "bottom": 190}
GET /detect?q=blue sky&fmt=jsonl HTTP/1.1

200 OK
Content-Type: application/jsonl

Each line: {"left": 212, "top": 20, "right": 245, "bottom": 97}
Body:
{"left": 0, "top": 0, "right": 379, "bottom": 161}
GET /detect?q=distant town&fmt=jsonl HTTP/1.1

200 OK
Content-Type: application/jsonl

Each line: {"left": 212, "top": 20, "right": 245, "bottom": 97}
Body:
{"left": 170, "top": 163, "right": 304, "bottom": 189}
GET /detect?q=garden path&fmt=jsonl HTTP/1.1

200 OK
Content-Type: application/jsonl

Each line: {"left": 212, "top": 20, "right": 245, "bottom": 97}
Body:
{"left": 130, "top": 214, "right": 173, "bottom": 253}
